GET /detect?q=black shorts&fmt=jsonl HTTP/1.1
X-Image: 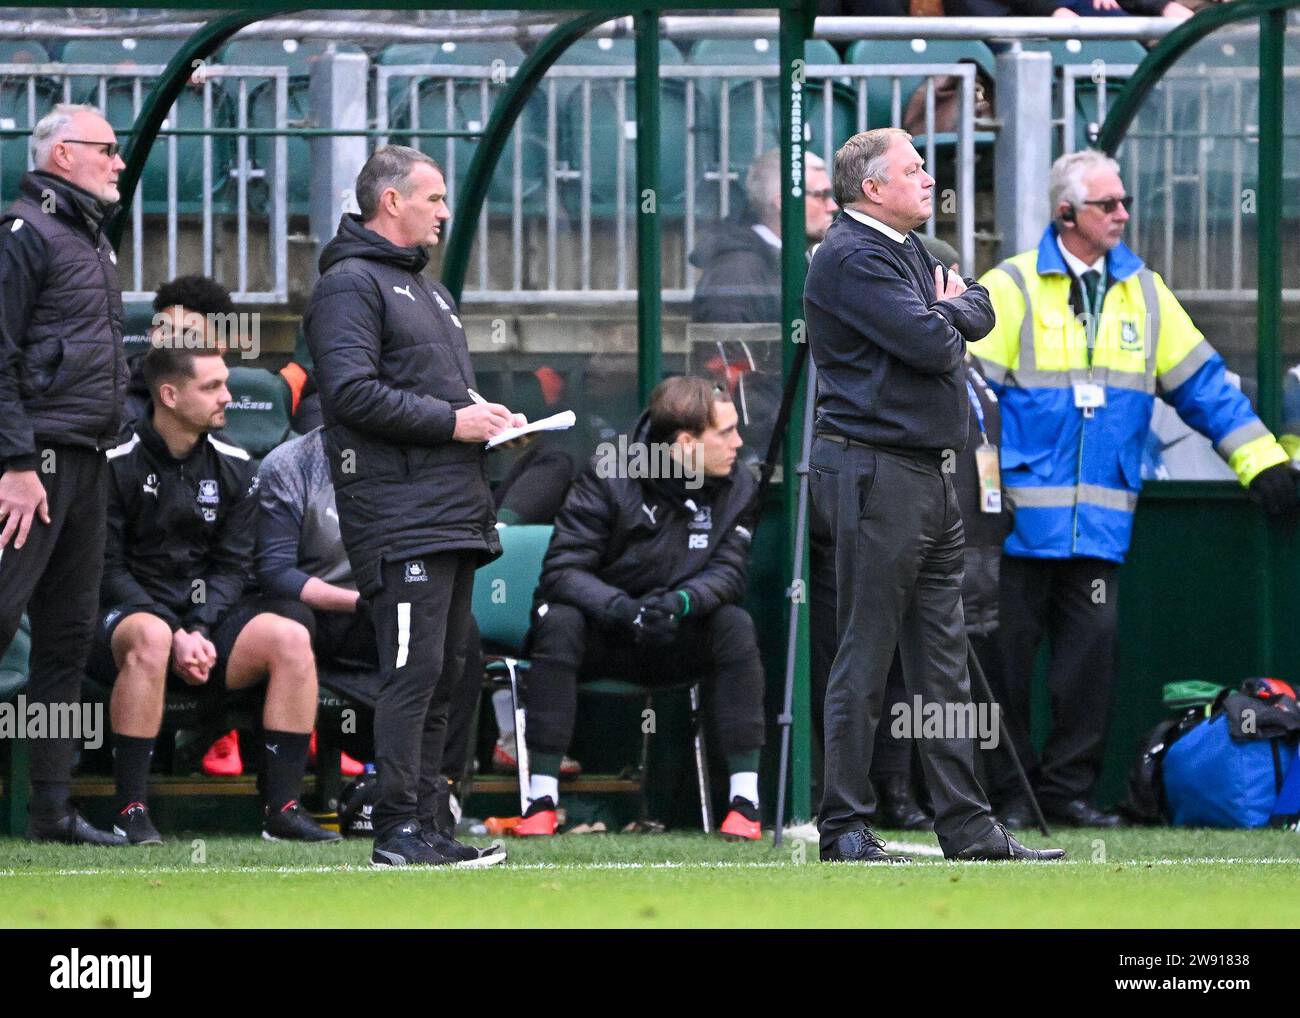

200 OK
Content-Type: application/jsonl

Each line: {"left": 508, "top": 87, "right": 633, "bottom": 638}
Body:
{"left": 88, "top": 598, "right": 314, "bottom": 693}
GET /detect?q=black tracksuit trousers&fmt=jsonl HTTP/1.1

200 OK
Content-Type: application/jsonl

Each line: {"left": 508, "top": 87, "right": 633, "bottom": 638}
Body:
{"left": 0, "top": 445, "right": 107, "bottom": 818}
{"left": 523, "top": 601, "right": 766, "bottom": 761}
{"left": 367, "top": 551, "right": 476, "bottom": 838}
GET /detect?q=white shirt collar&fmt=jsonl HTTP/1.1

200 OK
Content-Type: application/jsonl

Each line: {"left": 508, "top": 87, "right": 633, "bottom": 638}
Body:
{"left": 1056, "top": 235, "right": 1105, "bottom": 279}
{"left": 842, "top": 207, "right": 908, "bottom": 245}
{"left": 750, "top": 223, "right": 781, "bottom": 250}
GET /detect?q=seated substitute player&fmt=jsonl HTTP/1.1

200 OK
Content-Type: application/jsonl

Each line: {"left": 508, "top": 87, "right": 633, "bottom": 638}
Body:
{"left": 92, "top": 342, "right": 340, "bottom": 845}
{"left": 518, "top": 376, "right": 767, "bottom": 839}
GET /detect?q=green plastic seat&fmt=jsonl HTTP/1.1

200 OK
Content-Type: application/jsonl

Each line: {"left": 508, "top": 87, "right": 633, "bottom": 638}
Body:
{"left": 377, "top": 42, "right": 544, "bottom": 214}
{"left": 472, "top": 524, "right": 553, "bottom": 654}
{"left": 844, "top": 38, "right": 994, "bottom": 131}
{"left": 0, "top": 42, "right": 55, "bottom": 204}
{"left": 553, "top": 38, "right": 688, "bottom": 219}
{"left": 0, "top": 616, "right": 31, "bottom": 704}
{"left": 221, "top": 40, "right": 364, "bottom": 217}
{"left": 221, "top": 366, "right": 292, "bottom": 459}
{"left": 469, "top": 523, "right": 713, "bottom": 830}
{"left": 1022, "top": 40, "right": 1148, "bottom": 153}
{"left": 690, "top": 38, "right": 849, "bottom": 217}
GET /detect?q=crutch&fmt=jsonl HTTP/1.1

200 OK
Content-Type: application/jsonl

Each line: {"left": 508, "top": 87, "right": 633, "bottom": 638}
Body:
{"left": 965, "top": 640, "right": 1051, "bottom": 837}
{"left": 772, "top": 352, "right": 817, "bottom": 847}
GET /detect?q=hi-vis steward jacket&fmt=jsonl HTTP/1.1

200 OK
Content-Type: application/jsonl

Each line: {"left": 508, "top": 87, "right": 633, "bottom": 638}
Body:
{"left": 972, "top": 225, "right": 1289, "bottom": 563}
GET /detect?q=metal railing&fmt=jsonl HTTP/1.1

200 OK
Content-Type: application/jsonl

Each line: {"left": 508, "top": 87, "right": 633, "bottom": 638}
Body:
{"left": 1117, "top": 61, "right": 1299, "bottom": 302}
{"left": 376, "top": 60, "right": 981, "bottom": 304}
{"left": 0, "top": 62, "right": 289, "bottom": 302}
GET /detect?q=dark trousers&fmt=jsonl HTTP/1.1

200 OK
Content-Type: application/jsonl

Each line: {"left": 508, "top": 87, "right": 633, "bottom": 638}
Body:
{"left": 367, "top": 551, "right": 476, "bottom": 837}
{"left": 0, "top": 446, "right": 106, "bottom": 818}
{"left": 311, "top": 606, "right": 480, "bottom": 780}
{"left": 808, "top": 437, "right": 994, "bottom": 854}
{"left": 983, "top": 555, "right": 1119, "bottom": 810}
{"left": 523, "top": 602, "right": 765, "bottom": 760}
{"left": 811, "top": 505, "right": 914, "bottom": 800}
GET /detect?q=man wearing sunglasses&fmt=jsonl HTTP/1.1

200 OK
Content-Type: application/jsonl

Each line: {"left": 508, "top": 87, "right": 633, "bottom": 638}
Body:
{"left": 0, "top": 103, "right": 130, "bottom": 844}
{"left": 972, "top": 149, "right": 1298, "bottom": 830}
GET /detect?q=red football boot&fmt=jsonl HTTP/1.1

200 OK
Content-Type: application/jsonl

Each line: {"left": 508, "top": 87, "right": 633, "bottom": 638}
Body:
{"left": 511, "top": 796, "right": 558, "bottom": 837}
{"left": 202, "top": 730, "right": 242, "bottom": 777}
{"left": 719, "top": 796, "right": 762, "bottom": 842}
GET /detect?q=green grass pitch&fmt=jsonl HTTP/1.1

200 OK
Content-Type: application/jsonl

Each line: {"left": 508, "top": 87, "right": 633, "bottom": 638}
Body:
{"left": 2, "top": 827, "right": 1298, "bottom": 928}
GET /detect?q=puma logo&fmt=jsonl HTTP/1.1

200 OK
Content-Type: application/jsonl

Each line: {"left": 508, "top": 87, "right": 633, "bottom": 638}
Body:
{"left": 393, "top": 284, "right": 415, "bottom": 301}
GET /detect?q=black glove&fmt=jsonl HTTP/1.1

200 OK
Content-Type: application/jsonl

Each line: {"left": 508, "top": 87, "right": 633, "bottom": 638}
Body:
{"left": 607, "top": 594, "right": 642, "bottom": 630}
{"left": 631, "top": 592, "right": 683, "bottom": 646}
{"left": 1249, "top": 462, "right": 1300, "bottom": 515}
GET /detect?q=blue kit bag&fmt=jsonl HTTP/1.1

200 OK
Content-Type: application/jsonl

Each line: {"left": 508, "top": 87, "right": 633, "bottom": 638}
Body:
{"left": 1163, "top": 712, "right": 1295, "bottom": 828}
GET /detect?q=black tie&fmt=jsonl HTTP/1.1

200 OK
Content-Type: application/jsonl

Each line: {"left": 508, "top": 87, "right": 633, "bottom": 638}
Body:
{"left": 1081, "top": 269, "right": 1101, "bottom": 308}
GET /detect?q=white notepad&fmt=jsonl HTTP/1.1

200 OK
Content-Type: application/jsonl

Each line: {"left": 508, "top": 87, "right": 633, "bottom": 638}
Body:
{"left": 485, "top": 410, "right": 577, "bottom": 449}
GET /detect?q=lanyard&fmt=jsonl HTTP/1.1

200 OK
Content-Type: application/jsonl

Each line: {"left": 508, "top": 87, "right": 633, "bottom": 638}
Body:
{"left": 965, "top": 376, "right": 988, "bottom": 443}
{"left": 1077, "top": 268, "right": 1107, "bottom": 366}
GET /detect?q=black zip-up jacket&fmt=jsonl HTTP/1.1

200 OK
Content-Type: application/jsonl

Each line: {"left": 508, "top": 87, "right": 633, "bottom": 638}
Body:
{"left": 538, "top": 412, "right": 758, "bottom": 625}
{"left": 689, "top": 215, "right": 780, "bottom": 323}
{"left": 0, "top": 171, "right": 126, "bottom": 469}
{"left": 303, "top": 215, "right": 499, "bottom": 597}
{"left": 804, "top": 211, "right": 994, "bottom": 455}
{"left": 102, "top": 420, "right": 257, "bottom": 635}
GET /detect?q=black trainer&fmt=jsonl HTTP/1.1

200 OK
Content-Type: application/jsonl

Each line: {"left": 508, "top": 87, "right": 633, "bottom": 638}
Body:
{"left": 113, "top": 802, "right": 163, "bottom": 846}
{"left": 262, "top": 801, "right": 343, "bottom": 843}
{"left": 27, "top": 810, "right": 127, "bottom": 847}
{"left": 371, "top": 820, "right": 454, "bottom": 867}
{"left": 422, "top": 828, "right": 507, "bottom": 868}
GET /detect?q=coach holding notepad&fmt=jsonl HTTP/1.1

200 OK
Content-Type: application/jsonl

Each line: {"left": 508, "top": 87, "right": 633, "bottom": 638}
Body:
{"left": 804, "top": 129, "right": 1064, "bottom": 863}
{"left": 305, "top": 146, "right": 520, "bottom": 868}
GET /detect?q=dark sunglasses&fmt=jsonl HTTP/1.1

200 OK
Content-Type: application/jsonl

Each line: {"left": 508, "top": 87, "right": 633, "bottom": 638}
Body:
{"left": 63, "top": 139, "right": 120, "bottom": 158}
{"left": 1082, "top": 195, "right": 1134, "bottom": 214}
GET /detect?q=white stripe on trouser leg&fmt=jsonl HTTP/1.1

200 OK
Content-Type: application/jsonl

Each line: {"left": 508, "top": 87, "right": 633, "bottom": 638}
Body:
{"left": 395, "top": 602, "right": 411, "bottom": 669}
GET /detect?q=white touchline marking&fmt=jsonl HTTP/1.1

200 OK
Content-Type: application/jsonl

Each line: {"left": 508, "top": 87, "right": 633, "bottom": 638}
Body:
{"left": 1, "top": 857, "right": 1298, "bottom": 879}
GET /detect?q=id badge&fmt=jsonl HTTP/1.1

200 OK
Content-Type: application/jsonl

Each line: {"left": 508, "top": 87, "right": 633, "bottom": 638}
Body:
{"left": 1073, "top": 381, "right": 1106, "bottom": 410}
{"left": 974, "top": 442, "right": 1002, "bottom": 514}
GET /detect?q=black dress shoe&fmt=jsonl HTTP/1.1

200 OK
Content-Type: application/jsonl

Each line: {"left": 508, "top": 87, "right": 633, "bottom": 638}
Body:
{"left": 877, "top": 775, "right": 934, "bottom": 832}
{"left": 820, "top": 828, "right": 911, "bottom": 864}
{"left": 27, "top": 811, "right": 128, "bottom": 846}
{"left": 951, "top": 823, "right": 1066, "bottom": 861}
{"left": 1045, "top": 799, "right": 1123, "bottom": 828}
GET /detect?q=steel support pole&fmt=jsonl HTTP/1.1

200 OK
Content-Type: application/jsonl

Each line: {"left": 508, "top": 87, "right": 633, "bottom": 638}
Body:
{"left": 993, "top": 47, "right": 1052, "bottom": 261}
{"left": 309, "top": 50, "right": 370, "bottom": 274}
{"left": 635, "top": 10, "right": 662, "bottom": 407}
{"left": 779, "top": 3, "right": 813, "bottom": 826}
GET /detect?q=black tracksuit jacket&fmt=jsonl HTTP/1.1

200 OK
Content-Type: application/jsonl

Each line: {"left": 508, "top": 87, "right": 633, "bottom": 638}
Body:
{"left": 102, "top": 420, "right": 257, "bottom": 635}
{"left": 303, "top": 214, "right": 499, "bottom": 597}
{"left": 538, "top": 412, "right": 759, "bottom": 626}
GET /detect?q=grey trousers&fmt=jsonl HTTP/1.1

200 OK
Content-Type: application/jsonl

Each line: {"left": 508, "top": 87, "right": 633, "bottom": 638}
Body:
{"left": 808, "top": 435, "right": 995, "bottom": 855}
